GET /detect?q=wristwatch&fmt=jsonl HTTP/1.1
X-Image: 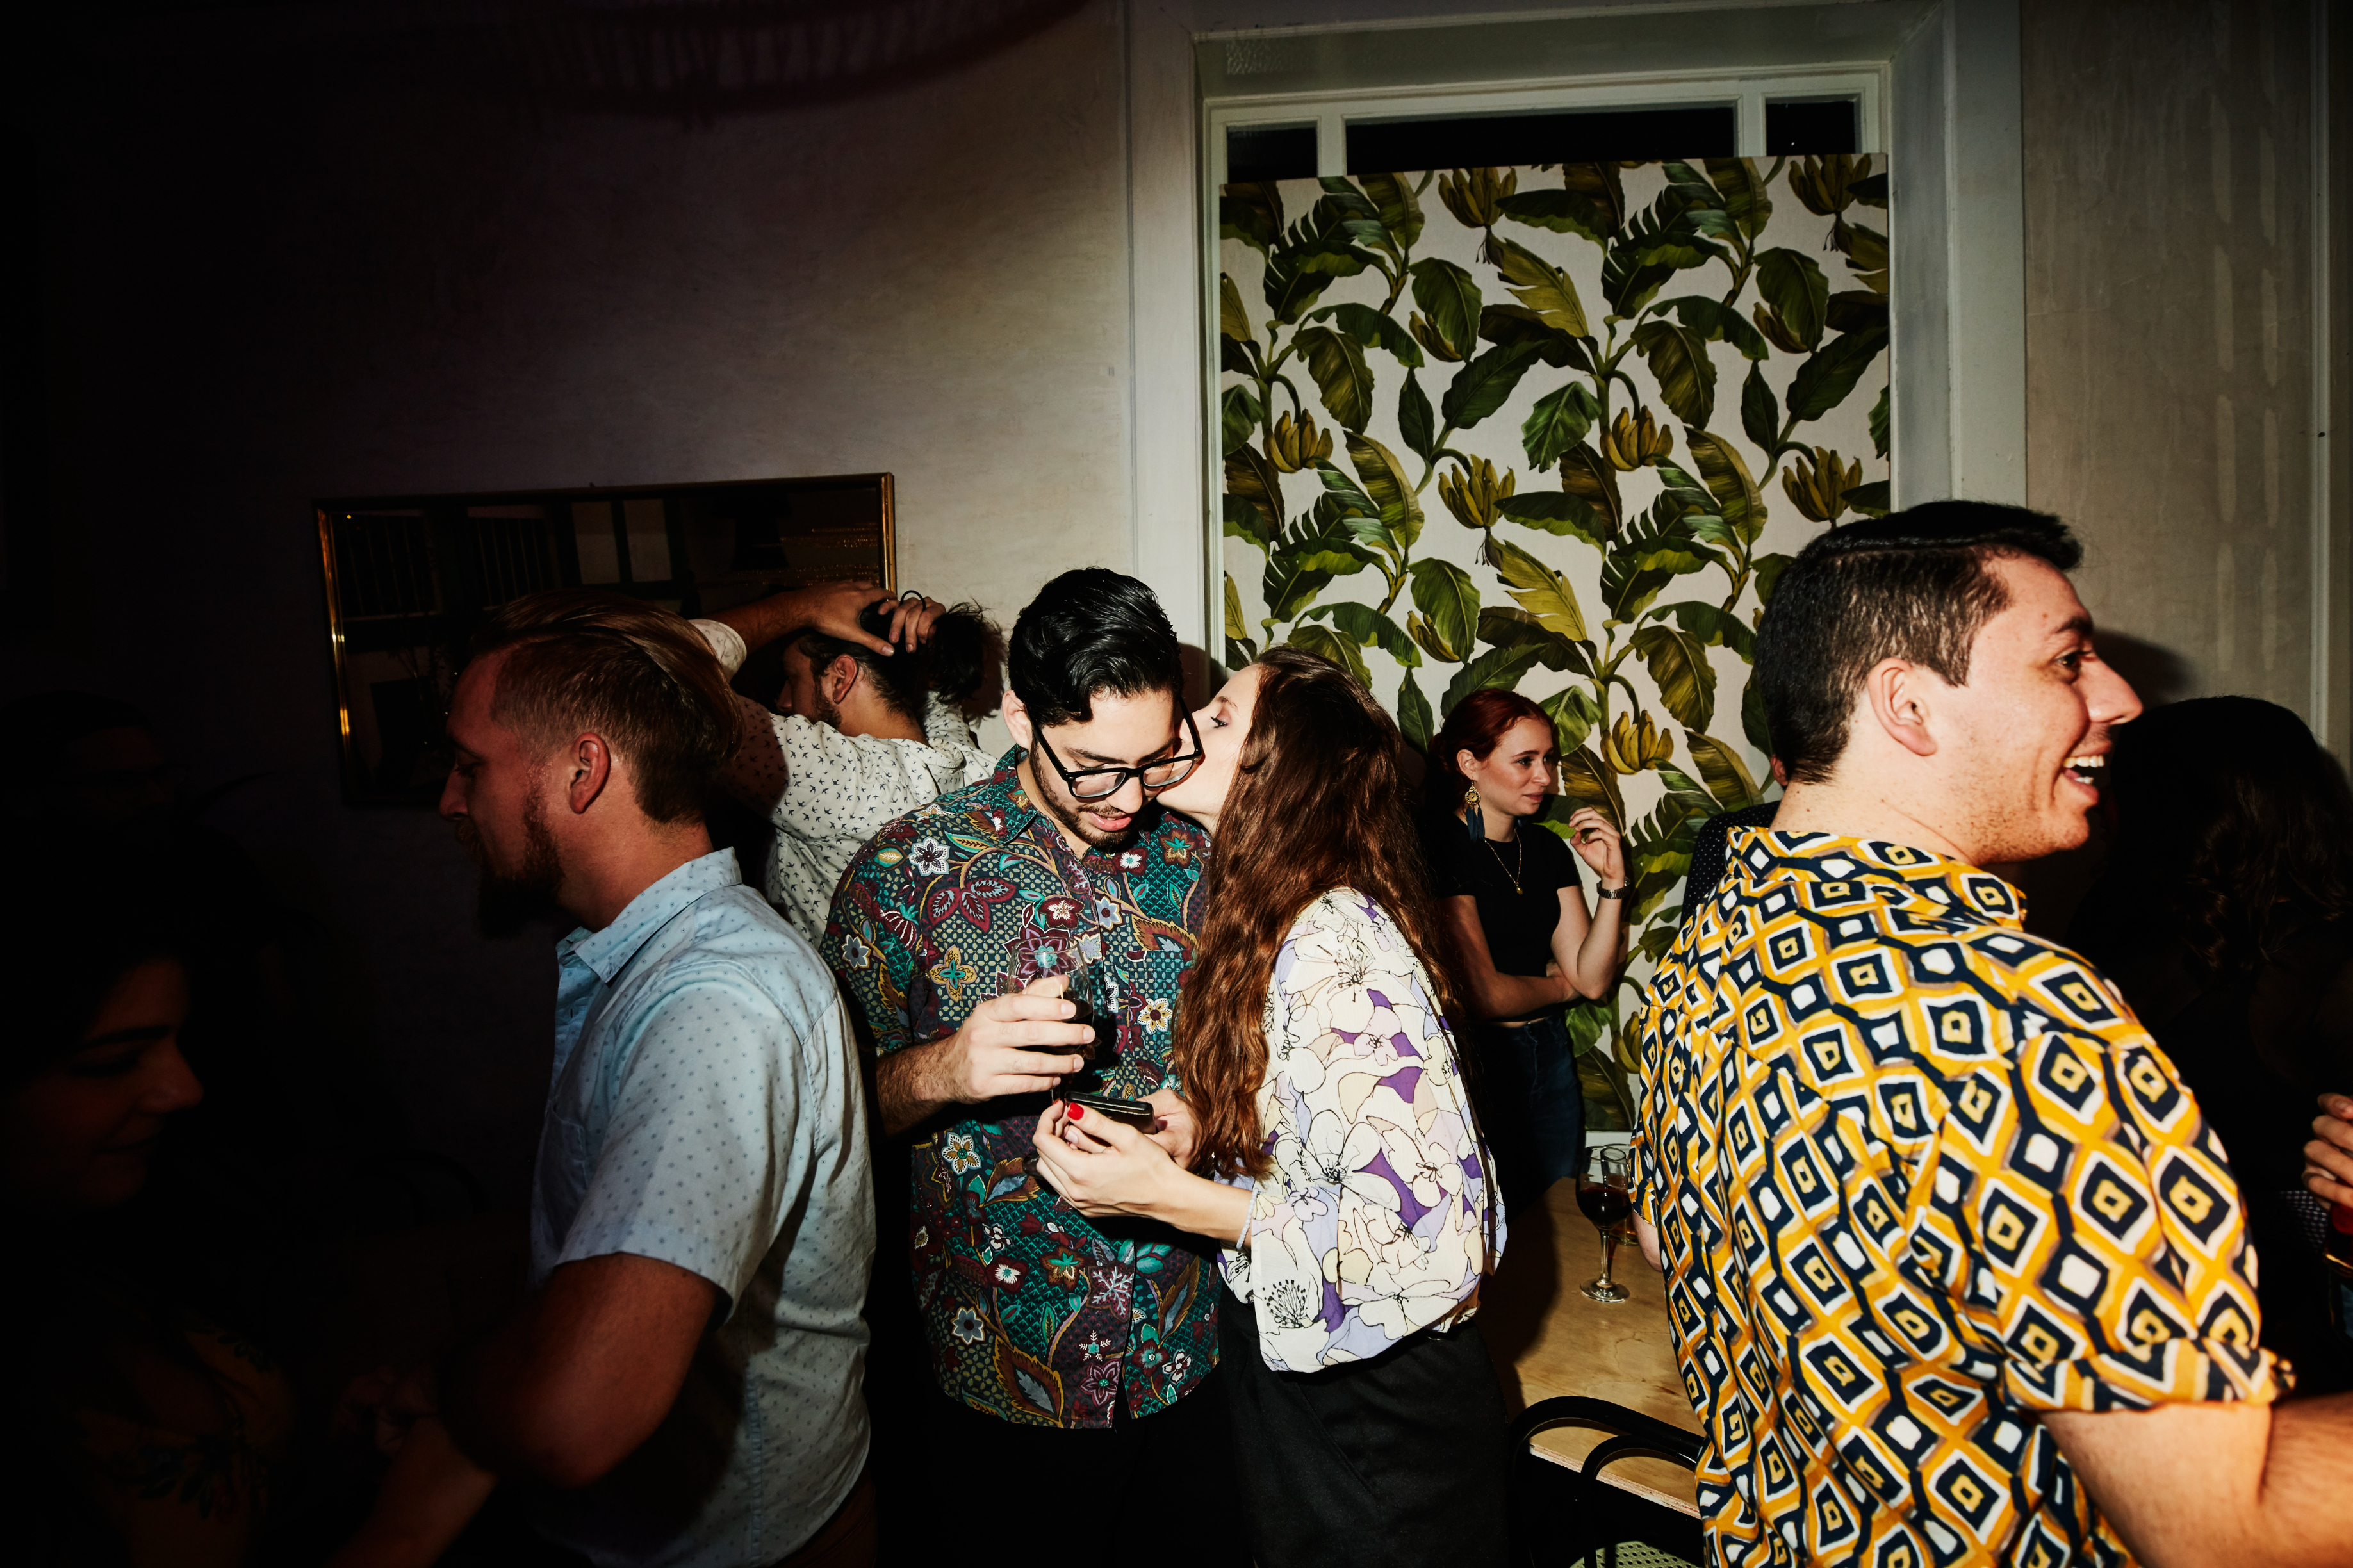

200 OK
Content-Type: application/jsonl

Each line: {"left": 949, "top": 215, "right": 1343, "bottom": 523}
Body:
{"left": 1595, "top": 883, "right": 1627, "bottom": 900}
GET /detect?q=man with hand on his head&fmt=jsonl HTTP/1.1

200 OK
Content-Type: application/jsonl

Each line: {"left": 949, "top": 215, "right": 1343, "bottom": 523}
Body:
{"left": 691, "top": 584, "right": 997, "bottom": 943}
{"left": 1633, "top": 503, "right": 2352, "bottom": 1568}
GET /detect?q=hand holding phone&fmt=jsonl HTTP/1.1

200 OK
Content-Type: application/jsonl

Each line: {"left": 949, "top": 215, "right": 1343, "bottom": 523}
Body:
{"left": 1063, "top": 1091, "right": 1157, "bottom": 1129}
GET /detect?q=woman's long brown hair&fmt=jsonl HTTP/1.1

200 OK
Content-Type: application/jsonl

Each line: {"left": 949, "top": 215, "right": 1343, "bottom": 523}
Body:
{"left": 1176, "top": 648, "right": 1464, "bottom": 1179}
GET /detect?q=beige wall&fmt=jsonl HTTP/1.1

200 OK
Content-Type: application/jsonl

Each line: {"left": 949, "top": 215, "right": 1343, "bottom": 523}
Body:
{"left": 2023, "top": 0, "right": 2340, "bottom": 733}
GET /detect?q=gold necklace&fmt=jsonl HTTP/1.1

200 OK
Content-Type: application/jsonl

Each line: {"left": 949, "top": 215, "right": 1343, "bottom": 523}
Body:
{"left": 1482, "top": 826, "right": 1524, "bottom": 895}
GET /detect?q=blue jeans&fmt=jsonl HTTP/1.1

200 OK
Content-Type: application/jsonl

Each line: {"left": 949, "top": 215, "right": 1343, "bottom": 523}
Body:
{"left": 1468, "top": 1012, "right": 1586, "bottom": 1219}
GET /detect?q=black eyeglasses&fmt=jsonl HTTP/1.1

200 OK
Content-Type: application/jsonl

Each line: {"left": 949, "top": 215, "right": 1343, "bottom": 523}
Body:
{"left": 1031, "top": 710, "right": 1204, "bottom": 801}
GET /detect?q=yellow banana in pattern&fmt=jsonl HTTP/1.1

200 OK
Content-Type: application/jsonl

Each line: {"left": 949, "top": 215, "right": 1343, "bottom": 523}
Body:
{"left": 1265, "top": 411, "right": 1333, "bottom": 474}
{"left": 1782, "top": 447, "right": 1863, "bottom": 523}
{"left": 1603, "top": 407, "right": 1673, "bottom": 472}
{"left": 1438, "top": 455, "right": 1515, "bottom": 530}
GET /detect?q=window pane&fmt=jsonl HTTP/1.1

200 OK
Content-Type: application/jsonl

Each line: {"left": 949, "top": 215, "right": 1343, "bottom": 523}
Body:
{"left": 1766, "top": 99, "right": 1858, "bottom": 156}
{"left": 331, "top": 512, "right": 434, "bottom": 619}
{"left": 1347, "top": 106, "right": 1734, "bottom": 172}
{"left": 1227, "top": 123, "right": 1316, "bottom": 184}
{"left": 623, "top": 498, "right": 671, "bottom": 583}
{"left": 573, "top": 500, "right": 622, "bottom": 584}
{"left": 466, "top": 505, "right": 559, "bottom": 607}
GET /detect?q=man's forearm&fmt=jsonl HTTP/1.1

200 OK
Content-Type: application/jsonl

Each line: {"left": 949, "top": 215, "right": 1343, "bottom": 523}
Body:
{"left": 438, "top": 1316, "right": 552, "bottom": 1480}
{"left": 439, "top": 1254, "right": 714, "bottom": 1490}
{"left": 710, "top": 588, "right": 823, "bottom": 655}
{"left": 2251, "top": 1393, "right": 2353, "bottom": 1565}
{"left": 325, "top": 1418, "right": 497, "bottom": 1568}
{"left": 2046, "top": 1392, "right": 2353, "bottom": 1568}
{"left": 875, "top": 1038, "right": 961, "bottom": 1138}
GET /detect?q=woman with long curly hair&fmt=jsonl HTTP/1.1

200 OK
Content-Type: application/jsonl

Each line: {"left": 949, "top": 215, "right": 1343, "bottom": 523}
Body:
{"left": 2069, "top": 696, "right": 2353, "bottom": 1395}
{"left": 1029, "top": 648, "right": 1509, "bottom": 1568}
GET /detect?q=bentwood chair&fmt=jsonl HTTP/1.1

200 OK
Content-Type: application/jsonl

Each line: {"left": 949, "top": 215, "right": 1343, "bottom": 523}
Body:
{"left": 1508, "top": 1396, "right": 1704, "bottom": 1568}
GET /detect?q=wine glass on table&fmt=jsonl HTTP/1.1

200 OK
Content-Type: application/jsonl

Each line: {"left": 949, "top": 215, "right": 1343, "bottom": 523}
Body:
{"left": 1577, "top": 1143, "right": 1634, "bottom": 1304}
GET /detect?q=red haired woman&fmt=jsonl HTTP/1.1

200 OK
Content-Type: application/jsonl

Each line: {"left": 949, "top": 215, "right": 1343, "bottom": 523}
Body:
{"left": 1422, "top": 690, "right": 1626, "bottom": 1217}
{"left": 1029, "top": 649, "right": 1509, "bottom": 1568}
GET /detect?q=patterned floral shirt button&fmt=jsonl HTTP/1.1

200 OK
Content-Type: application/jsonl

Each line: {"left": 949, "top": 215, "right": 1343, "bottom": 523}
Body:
{"left": 821, "top": 751, "right": 1217, "bottom": 1429}
{"left": 1633, "top": 829, "right": 2282, "bottom": 1568}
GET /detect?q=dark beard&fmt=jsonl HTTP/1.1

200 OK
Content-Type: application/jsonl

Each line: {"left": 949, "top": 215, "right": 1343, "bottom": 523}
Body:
{"left": 1035, "top": 776, "right": 1150, "bottom": 851}
{"left": 455, "top": 794, "right": 564, "bottom": 936}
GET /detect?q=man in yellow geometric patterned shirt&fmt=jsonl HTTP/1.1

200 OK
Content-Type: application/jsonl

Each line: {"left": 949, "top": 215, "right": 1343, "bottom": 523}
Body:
{"left": 1633, "top": 503, "right": 2353, "bottom": 1567}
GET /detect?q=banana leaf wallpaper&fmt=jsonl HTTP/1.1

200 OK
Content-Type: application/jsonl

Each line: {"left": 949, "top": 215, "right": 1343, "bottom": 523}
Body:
{"left": 1217, "top": 155, "right": 1889, "bottom": 1121}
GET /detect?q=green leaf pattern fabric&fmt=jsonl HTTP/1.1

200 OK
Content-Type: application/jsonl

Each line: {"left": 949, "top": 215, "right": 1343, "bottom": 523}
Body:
{"left": 1218, "top": 157, "right": 1889, "bottom": 1090}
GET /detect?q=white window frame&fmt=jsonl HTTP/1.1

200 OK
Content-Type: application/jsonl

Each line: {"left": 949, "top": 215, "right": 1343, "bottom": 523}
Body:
{"left": 1208, "top": 70, "right": 1883, "bottom": 184}
{"left": 1121, "top": 0, "right": 2028, "bottom": 661}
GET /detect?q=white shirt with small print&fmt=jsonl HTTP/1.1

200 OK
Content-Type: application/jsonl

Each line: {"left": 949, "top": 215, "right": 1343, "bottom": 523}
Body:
{"left": 694, "top": 619, "right": 996, "bottom": 943}
{"left": 528, "top": 849, "right": 873, "bottom": 1568}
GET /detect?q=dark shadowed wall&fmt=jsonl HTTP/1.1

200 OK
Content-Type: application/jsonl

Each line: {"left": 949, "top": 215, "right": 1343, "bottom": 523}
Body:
{"left": 4, "top": 0, "right": 1140, "bottom": 1200}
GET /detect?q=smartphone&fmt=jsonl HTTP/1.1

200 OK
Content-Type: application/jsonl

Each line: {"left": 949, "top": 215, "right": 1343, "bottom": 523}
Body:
{"left": 1065, "top": 1092, "right": 1158, "bottom": 1129}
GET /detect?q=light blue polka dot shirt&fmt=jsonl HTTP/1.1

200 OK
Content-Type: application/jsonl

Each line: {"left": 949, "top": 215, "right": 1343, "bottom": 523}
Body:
{"left": 525, "top": 849, "right": 873, "bottom": 1568}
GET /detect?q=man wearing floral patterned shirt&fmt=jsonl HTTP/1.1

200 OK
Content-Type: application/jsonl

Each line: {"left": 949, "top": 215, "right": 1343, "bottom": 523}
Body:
{"left": 821, "top": 569, "right": 1241, "bottom": 1556}
{"left": 1633, "top": 503, "right": 2353, "bottom": 1567}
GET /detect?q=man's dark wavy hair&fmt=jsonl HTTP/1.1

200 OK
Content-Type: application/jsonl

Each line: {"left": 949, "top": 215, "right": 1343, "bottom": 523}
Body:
{"left": 1006, "top": 568, "right": 1182, "bottom": 728}
{"left": 1755, "top": 500, "right": 2082, "bottom": 785}
{"left": 795, "top": 600, "right": 1000, "bottom": 724}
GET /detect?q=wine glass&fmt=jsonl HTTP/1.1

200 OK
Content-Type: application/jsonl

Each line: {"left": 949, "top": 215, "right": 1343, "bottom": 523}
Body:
{"left": 998, "top": 965, "right": 1099, "bottom": 1063}
{"left": 1576, "top": 1143, "right": 1634, "bottom": 1304}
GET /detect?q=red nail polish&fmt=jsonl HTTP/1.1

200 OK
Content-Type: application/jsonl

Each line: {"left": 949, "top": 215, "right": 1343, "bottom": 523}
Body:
{"left": 1069, "top": 1104, "right": 1085, "bottom": 1120}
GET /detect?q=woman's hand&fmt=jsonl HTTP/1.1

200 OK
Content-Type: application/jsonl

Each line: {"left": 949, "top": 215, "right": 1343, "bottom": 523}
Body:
{"left": 1564, "top": 807, "right": 1627, "bottom": 888}
{"left": 1142, "top": 1087, "right": 1200, "bottom": 1169}
{"left": 2306, "top": 1092, "right": 2353, "bottom": 1207}
{"left": 324, "top": 1416, "right": 496, "bottom": 1568}
{"left": 1032, "top": 1102, "right": 1179, "bottom": 1219}
{"left": 1033, "top": 1102, "right": 1256, "bottom": 1245}
{"left": 334, "top": 1362, "right": 439, "bottom": 1457}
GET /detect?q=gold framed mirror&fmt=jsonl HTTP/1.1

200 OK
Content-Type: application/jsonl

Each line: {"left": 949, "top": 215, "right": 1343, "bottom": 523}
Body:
{"left": 316, "top": 473, "right": 894, "bottom": 806}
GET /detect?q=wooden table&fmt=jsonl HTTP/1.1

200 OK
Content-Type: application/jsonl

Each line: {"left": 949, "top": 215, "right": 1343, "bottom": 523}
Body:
{"left": 1482, "top": 1183, "right": 1702, "bottom": 1516}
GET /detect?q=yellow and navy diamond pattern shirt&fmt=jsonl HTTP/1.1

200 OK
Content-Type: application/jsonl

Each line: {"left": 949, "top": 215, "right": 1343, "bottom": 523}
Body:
{"left": 1633, "top": 830, "right": 2281, "bottom": 1567}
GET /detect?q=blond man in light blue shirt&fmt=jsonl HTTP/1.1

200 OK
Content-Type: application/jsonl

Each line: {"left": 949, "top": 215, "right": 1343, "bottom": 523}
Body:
{"left": 343, "top": 587, "right": 874, "bottom": 1568}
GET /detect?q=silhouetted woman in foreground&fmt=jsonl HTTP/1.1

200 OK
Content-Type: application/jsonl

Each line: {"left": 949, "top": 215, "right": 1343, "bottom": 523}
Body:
{"left": 2069, "top": 696, "right": 2353, "bottom": 1395}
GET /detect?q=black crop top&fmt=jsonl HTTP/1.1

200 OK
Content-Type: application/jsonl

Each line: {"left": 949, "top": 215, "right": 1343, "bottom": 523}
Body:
{"left": 1421, "top": 813, "right": 1582, "bottom": 999}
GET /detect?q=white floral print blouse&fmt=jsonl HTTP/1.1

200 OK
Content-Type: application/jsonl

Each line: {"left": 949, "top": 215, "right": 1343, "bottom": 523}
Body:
{"left": 1222, "top": 888, "right": 1505, "bottom": 1370}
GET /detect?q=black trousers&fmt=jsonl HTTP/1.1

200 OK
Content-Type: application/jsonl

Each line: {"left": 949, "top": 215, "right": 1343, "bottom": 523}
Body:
{"left": 1219, "top": 1286, "right": 1511, "bottom": 1568}
{"left": 918, "top": 1372, "right": 1250, "bottom": 1567}
{"left": 1468, "top": 1012, "right": 1586, "bottom": 1219}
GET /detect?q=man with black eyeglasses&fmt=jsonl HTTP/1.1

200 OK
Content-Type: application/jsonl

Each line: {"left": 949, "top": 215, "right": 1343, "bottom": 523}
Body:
{"left": 821, "top": 568, "right": 1245, "bottom": 1565}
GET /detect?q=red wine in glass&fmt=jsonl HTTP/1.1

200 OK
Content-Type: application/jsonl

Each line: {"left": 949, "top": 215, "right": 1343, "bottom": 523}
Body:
{"left": 1576, "top": 1182, "right": 1632, "bottom": 1230}
{"left": 1578, "top": 1144, "right": 1634, "bottom": 1303}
